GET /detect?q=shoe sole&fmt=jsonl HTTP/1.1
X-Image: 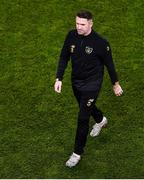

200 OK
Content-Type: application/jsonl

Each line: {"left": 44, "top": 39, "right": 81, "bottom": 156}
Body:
{"left": 102, "top": 123, "right": 107, "bottom": 128}
{"left": 65, "top": 161, "right": 80, "bottom": 168}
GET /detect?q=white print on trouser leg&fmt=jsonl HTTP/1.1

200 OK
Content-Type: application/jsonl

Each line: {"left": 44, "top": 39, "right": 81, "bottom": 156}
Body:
{"left": 87, "top": 99, "right": 94, "bottom": 107}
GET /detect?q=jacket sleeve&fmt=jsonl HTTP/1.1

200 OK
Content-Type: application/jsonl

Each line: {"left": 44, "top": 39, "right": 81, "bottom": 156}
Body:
{"left": 102, "top": 41, "right": 118, "bottom": 84}
{"left": 56, "top": 32, "right": 71, "bottom": 81}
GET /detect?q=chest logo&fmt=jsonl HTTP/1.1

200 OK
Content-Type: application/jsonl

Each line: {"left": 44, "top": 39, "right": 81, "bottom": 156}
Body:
{"left": 70, "top": 45, "right": 75, "bottom": 53}
{"left": 85, "top": 46, "right": 93, "bottom": 54}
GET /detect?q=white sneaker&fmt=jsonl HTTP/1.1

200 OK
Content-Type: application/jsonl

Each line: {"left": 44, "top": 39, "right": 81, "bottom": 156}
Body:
{"left": 90, "top": 117, "right": 108, "bottom": 137}
{"left": 65, "top": 152, "right": 81, "bottom": 168}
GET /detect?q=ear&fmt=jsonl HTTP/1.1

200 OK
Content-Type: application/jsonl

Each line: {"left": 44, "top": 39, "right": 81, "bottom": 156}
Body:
{"left": 89, "top": 19, "right": 93, "bottom": 27}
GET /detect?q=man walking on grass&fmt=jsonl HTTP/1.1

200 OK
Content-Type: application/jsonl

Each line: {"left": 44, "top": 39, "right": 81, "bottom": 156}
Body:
{"left": 54, "top": 10, "right": 123, "bottom": 168}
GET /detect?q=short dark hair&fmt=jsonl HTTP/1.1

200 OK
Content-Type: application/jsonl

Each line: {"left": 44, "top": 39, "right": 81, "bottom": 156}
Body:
{"left": 76, "top": 10, "right": 93, "bottom": 20}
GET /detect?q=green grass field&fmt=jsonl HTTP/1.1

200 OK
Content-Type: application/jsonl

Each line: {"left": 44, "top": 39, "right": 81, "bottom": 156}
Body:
{"left": 0, "top": 0, "right": 144, "bottom": 178}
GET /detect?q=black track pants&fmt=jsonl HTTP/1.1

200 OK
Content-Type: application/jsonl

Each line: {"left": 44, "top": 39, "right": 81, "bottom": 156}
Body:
{"left": 72, "top": 86, "right": 103, "bottom": 155}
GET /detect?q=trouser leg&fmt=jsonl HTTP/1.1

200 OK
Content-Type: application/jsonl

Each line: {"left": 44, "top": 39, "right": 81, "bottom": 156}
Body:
{"left": 73, "top": 91, "right": 99, "bottom": 155}
{"left": 91, "top": 106, "right": 103, "bottom": 123}
{"left": 73, "top": 86, "right": 103, "bottom": 123}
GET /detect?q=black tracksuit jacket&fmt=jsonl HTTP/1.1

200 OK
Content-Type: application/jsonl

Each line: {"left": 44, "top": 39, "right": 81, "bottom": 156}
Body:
{"left": 56, "top": 29, "right": 118, "bottom": 91}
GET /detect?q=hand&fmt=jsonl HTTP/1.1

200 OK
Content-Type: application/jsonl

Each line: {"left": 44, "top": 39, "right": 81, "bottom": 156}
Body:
{"left": 54, "top": 80, "right": 62, "bottom": 93}
{"left": 113, "top": 82, "right": 123, "bottom": 96}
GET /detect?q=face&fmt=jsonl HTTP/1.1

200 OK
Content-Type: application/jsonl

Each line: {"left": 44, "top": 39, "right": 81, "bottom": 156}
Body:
{"left": 76, "top": 16, "right": 93, "bottom": 36}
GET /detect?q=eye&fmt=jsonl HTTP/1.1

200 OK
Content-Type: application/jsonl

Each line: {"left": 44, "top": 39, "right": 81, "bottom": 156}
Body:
{"left": 76, "top": 23, "right": 85, "bottom": 26}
